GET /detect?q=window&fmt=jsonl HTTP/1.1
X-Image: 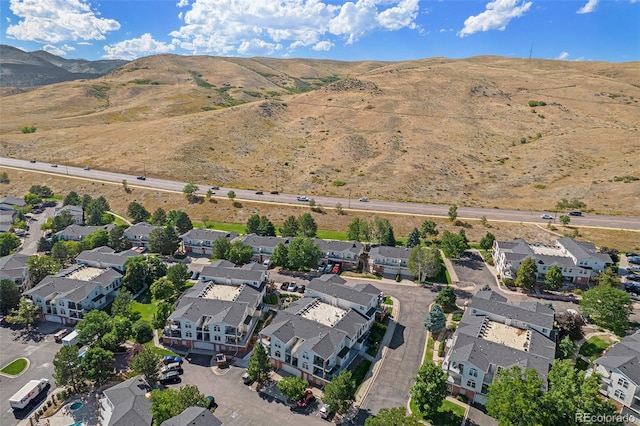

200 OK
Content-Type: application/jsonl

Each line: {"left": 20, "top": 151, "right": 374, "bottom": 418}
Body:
{"left": 469, "top": 368, "right": 478, "bottom": 377}
{"left": 186, "top": 331, "right": 192, "bottom": 338}
{"left": 302, "top": 362, "right": 309, "bottom": 370}
{"left": 185, "top": 323, "right": 192, "bottom": 328}
{"left": 466, "top": 380, "right": 476, "bottom": 388}
{"left": 58, "top": 300, "right": 64, "bottom": 306}
{"left": 213, "top": 325, "right": 220, "bottom": 332}
{"left": 618, "top": 378, "right": 629, "bottom": 389}
{"left": 275, "top": 351, "right": 281, "bottom": 358}
{"left": 60, "top": 309, "right": 66, "bottom": 315}
{"left": 302, "top": 353, "right": 309, "bottom": 360}
{"left": 214, "top": 335, "right": 221, "bottom": 342}
{"left": 614, "top": 389, "right": 626, "bottom": 399}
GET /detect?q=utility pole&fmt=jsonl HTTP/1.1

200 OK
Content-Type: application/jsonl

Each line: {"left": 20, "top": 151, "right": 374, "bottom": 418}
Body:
{"left": 348, "top": 189, "right": 351, "bottom": 209}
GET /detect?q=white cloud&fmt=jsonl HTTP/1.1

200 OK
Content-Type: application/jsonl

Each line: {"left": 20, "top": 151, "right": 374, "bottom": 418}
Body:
{"left": 577, "top": 0, "right": 598, "bottom": 14}
{"left": 237, "top": 39, "right": 282, "bottom": 55}
{"left": 103, "top": 33, "right": 175, "bottom": 60}
{"left": 6, "top": 0, "right": 120, "bottom": 43}
{"left": 170, "top": 0, "right": 421, "bottom": 55}
{"left": 43, "top": 44, "right": 75, "bottom": 56}
{"left": 458, "top": 0, "right": 532, "bottom": 37}
{"left": 556, "top": 51, "right": 570, "bottom": 60}
{"left": 176, "top": 0, "right": 189, "bottom": 7}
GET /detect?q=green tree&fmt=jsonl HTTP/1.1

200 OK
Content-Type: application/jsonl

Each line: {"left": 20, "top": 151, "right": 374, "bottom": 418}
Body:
{"left": 439, "top": 230, "right": 468, "bottom": 258}
{"left": 76, "top": 310, "right": 112, "bottom": 345}
{"left": 85, "top": 196, "right": 111, "bottom": 225}
{"left": 82, "top": 228, "right": 109, "bottom": 250}
{"left": 27, "top": 255, "right": 61, "bottom": 285}
{"left": 123, "top": 256, "right": 167, "bottom": 293}
{"left": 133, "top": 320, "right": 154, "bottom": 343}
{"left": 479, "top": 232, "right": 496, "bottom": 251}
{"left": 558, "top": 335, "right": 577, "bottom": 359}
{"left": 167, "top": 263, "right": 190, "bottom": 291}
{"left": 406, "top": 228, "right": 421, "bottom": 248}
{"left": 5, "top": 298, "right": 40, "bottom": 326}
{"left": 257, "top": 216, "right": 276, "bottom": 237}
{"left": 111, "top": 289, "right": 134, "bottom": 319}
{"left": 423, "top": 304, "right": 446, "bottom": 332}
{"left": 51, "top": 240, "right": 82, "bottom": 267}
{"left": 24, "top": 192, "right": 42, "bottom": 206}
{"left": 53, "top": 345, "right": 83, "bottom": 391}
{"left": 63, "top": 191, "right": 81, "bottom": 206}
{"left": 150, "top": 208, "right": 167, "bottom": 226}
{"left": 102, "top": 315, "right": 132, "bottom": 351}
{"left": 150, "top": 385, "right": 207, "bottom": 426}
{"left": 448, "top": 205, "right": 458, "bottom": 223}
{"left": 81, "top": 346, "right": 113, "bottom": 384}
{"left": 130, "top": 347, "right": 163, "bottom": 386}
{"left": 167, "top": 210, "right": 193, "bottom": 234}
{"left": 227, "top": 190, "right": 236, "bottom": 204}
{"left": 346, "top": 217, "right": 370, "bottom": 242}
{"left": 270, "top": 243, "right": 289, "bottom": 268}
{"left": 544, "top": 265, "right": 564, "bottom": 290}
{"left": 205, "top": 189, "right": 213, "bottom": 201}
{"left": 183, "top": 183, "right": 199, "bottom": 203}
{"left": 515, "top": 257, "right": 538, "bottom": 290}
{"left": 29, "top": 185, "right": 53, "bottom": 198}
{"left": 247, "top": 342, "right": 271, "bottom": 384}
{"left": 246, "top": 214, "right": 261, "bottom": 234}
{"left": 487, "top": 367, "right": 544, "bottom": 426}
{"left": 297, "top": 213, "right": 318, "bottom": 238}
{"left": 151, "top": 277, "right": 176, "bottom": 301}
{"left": 365, "top": 407, "right": 421, "bottom": 426}
{"left": 276, "top": 376, "right": 308, "bottom": 402}
{"left": 556, "top": 312, "right": 585, "bottom": 341}
{"left": 81, "top": 194, "right": 93, "bottom": 208}
{"left": 559, "top": 215, "right": 570, "bottom": 226}
{"left": 371, "top": 217, "right": 395, "bottom": 246}
{"left": 324, "top": 370, "right": 356, "bottom": 414}
{"left": 0, "top": 279, "right": 21, "bottom": 315}
{"left": 0, "top": 233, "right": 21, "bottom": 256}
{"left": 108, "top": 225, "right": 128, "bottom": 252}
{"left": 127, "top": 202, "right": 151, "bottom": 223}
{"left": 50, "top": 210, "right": 76, "bottom": 233}
{"left": 280, "top": 215, "right": 299, "bottom": 237}
{"left": 595, "top": 268, "right": 621, "bottom": 287}
{"left": 226, "top": 240, "right": 253, "bottom": 265}
{"left": 152, "top": 302, "right": 174, "bottom": 330}
{"left": 420, "top": 220, "right": 438, "bottom": 238}
{"left": 408, "top": 246, "right": 442, "bottom": 282}
{"left": 581, "top": 284, "right": 631, "bottom": 336}
{"left": 410, "top": 361, "right": 447, "bottom": 419}
{"left": 0, "top": 171, "right": 9, "bottom": 183}
{"left": 434, "top": 285, "right": 457, "bottom": 311}
{"left": 122, "top": 179, "right": 129, "bottom": 193}
{"left": 211, "top": 237, "right": 231, "bottom": 260}
{"left": 287, "top": 237, "right": 322, "bottom": 271}
{"left": 149, "top": 226, "right": 179, "bottom": 255}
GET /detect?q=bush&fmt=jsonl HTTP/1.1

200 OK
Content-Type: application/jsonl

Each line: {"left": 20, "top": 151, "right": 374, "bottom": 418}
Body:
{"left": 395, "top": 274, "right": 401, "bottom": 282}
{"left": 332, "top": 180, "right": 346, "bottom": 187}
{"left": 438, "top": 340, "right": 445, "bottom": 357}
{"left": 133, "top": 320, "right": 153, "bottom": 343}
{"left": 574, "top": 289, "right": 583, "bottom": 295}
{"left": 455, "top": 394, "right": 469, "bottom": 403}
{"left": 21, "top": 125, "right": 36, "bottom": 134}
{"left": 447, "top": 323, "right": 457, "bottom": 332}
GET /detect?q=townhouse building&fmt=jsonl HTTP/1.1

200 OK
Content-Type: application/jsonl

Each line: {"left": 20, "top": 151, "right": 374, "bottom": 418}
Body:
{"left": 54, "top": 205, "right": 84, "bottom": 225}
{"left": 181, "top": 228, "right": 239, "bottom": 256}
{"left": 240, "top": 234, "right": 290, "bottom": 263}
{"left": 56, "top": 224, "right": 114, "bottom": 242}
{"left": 99, "top": 376, "right": 152, "bottom": 426}
{"left": 313, "top": 238, "right": 363, "bottom": 271}
{"left": 368, "top": 245, "right": 413, "bottom": 279}
{"left": 123, "top": 222, "right": 158, "bottom": 249}
{"left": 0, "top": 253, "right": 30, "bottom": 292}
{"left": 442, "top": 290, "right": 556, "bottom": 404}
{"left": 75, "top": 246, "right": 140, "bottom": 273}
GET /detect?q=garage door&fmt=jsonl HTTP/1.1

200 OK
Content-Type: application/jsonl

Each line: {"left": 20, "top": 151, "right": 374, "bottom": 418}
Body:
{"left": 194, "top": 341, "right": 214, "bottom": 351}
{"left": 45, "top": 315, "right": 63, "bottom": 323}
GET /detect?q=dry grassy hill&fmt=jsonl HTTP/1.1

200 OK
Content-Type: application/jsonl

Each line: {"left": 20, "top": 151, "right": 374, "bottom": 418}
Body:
{"left": 1, "top": 55, "right": 639, "bottom": 215}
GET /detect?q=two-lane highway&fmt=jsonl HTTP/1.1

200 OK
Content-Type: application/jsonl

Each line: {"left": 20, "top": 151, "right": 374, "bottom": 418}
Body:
{"left": 1, "top": 156, "right": 639, "bottom": 230}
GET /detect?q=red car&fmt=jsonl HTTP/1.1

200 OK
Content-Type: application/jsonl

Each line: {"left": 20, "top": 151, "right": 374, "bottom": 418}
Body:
{"left": 297, "top": 390, "right": 315, "bottom": 408}
{"left": 270, "top": 190, "right": 279, "bottom": 194}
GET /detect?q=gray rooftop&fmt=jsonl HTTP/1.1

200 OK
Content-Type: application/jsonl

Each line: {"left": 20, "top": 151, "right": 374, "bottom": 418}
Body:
{"left": 0, "top": 253, "right": 29, "bottom": 281}
{"left": 369, "top": 245, "right": 411, "bottom": 260}
{"left": 200, "top": 265, "right": 265, "bottom": 285}
{"left": 557, "top": 237, "right": 613, "bottom": 264}
{"left": 0, "top": 196, "right": 26, "bottom": 207}
{"left": 56, "top": 224, "right": 114, "bottom": 238}
{"left": 76, "top": 247, "right": 139, "bottom": 269}
{"left": 25, "top": 266, "right": 122, "bottom": 302}
{"left": 170, "top": 297, "right": 248, "bottom": 327}
{"left": 124, "top": 222, "right": 158, "bottom": 240}
{"left": 181, "top": 228, "right": 239, "bottom": 242}
{"left": 160, "top": 406, "right": 221, "bottom": 426}
{"left": 313, "top": 238, "right": 363, "bottom": 255}
{"left": 595, "top": 331, "right": 640, "bottom": 386}
{"left": 307, "top": 278, "right": 379, "bottom": 309}
{"left": 240, "top": 234, "right": 290, "bottom": 248}
{"left": 54, "top": 204, "right": 83, "bottom": 215}
{"left": 103, "top": 376, "right": 152, "bottom": 426}
{"left": 469, "top": 290, "right": 555, "bottom": 331}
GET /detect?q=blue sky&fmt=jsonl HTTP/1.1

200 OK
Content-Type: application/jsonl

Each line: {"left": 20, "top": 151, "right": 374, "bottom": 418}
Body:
{"left": 1, "top": 0, "right": 638, "bottom": 62}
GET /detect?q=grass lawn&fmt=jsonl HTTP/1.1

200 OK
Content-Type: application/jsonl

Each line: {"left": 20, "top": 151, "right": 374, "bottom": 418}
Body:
{"left": 431, "top": 262, "right": 451, "bottom": 285}
{"left": 579, "top": 336, "right": 613, "bottom": 360}
{"left": 341, "top": 271, "right": 382, "bottom": 280}
{"left": 452, "top": 312, "right": 462, "bottom": 322}
{"left": 410, "top": 398, "right": 465, "bottom": 426}
{"left": 424, "top": 333, "right": 436, "bottom": 363}
{"left": 352, "top": 359, "right": 372, "bottom": 389}
{"left": 201, "top": 221, "right": 247, "bottom": 234}
{"left": 142, "top": 340, "right": 179, "bottom": 357}
{"left": 575, "top": 357, "right": 590, "bottom": 371}
{"left": 1, "top": 358, "right": 28, "bottom": 375}
{"left": 131, "top": 289, "right": 159, "bottom": 323}
{"left": 316, "top": 229, "right": 349, "bottom": 240}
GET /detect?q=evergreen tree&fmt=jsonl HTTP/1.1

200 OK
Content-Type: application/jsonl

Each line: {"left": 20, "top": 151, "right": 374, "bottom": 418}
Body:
{"left": 280, "top": 215, "right": 299, "bottom": 237}
{"left": 406, "top": 228, "right": 421, "bottom": 248}
{"left": 150, "top": 208, "right": 167, "bottom": 226}
{"left": 247, "top": 343, "right": 271, "bottom": 384}
{"left": 423, "top": 304, "right": 446, "bottom": 332}
{"left": 515, "top": 257, "right": 538, "bottom": 290}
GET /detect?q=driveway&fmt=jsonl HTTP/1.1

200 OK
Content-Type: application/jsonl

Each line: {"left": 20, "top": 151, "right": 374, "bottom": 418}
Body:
{"left": 174, "top": 355, "right": 328, "bottom": 425}
{"left": 0, "top": 322, "right": 62, "bottom": 426}
{"left": 19, "top": 206, "right": 55, "bottom": 255}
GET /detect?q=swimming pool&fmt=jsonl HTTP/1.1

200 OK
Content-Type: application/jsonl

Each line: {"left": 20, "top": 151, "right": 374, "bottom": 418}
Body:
{"left": 69, "top": 401, "right": 83, "bottom": 411}
{"left": 67, "top": 422, "right": 83, "bottom": 426}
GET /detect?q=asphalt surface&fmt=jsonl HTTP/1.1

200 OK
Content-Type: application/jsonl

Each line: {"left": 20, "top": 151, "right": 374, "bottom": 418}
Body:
{"left": 19, "top": 207, "right": 55, "bottom": 256}
{"left": 2, "top": 157, "right": 639, "bottom": 230}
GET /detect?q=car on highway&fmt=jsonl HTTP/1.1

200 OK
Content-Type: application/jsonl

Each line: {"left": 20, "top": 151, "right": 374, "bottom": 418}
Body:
{"left": 541, "top": 214, "right": 553, "bottom": 220}
{"left": 255, "top": 191, "right": 263, "bottom": 195}
{"left": 270, "top": 190, "right": 279, "bottom": 194}
{"left": 137, "top": 176, "right": 146, "bottom": 180}
{"left": 211, "top": 186, "right": 220, "bottom": 190}
{"left": 29, "top": 159, "right": 36, "bottom": 163}
{"left": 83, "top": 166, "right": 90, "bottom": 170}
{"left": 51, "top": 164, "right": 57, "bottom": 168}
{"left": 297, "top": 196, "right": 309, "bottom": 202}
{"left": 359, "top": 197, "right": 368, "bottom": 202}
{"left": 568, "top": 211, "right": 582, "bottom": 216}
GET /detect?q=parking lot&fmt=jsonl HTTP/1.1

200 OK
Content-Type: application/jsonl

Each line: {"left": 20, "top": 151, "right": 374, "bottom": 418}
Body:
{"left": 0, "top": 322, "right": 61, "bottom": 426}
{"left": 169, "top": 354, "right": 328, "bottom": 425}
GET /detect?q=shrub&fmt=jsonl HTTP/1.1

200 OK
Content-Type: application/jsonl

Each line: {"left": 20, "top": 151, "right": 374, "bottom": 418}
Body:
{"left": 21, "top": 125, "right": 37, "bottom": 134}
{"left": 574, "top": 289, "right": 583, "bottom": 295}
{"left": 447, "top": 323, "right": 457, "bottom": 332}
{"left": 395, "top": 274, "right": 401, "bottom": 282}
{"left": 438, "top": 340, "right": 445, "bottom": 357}
{"left": 332, "top": 180, "right": 346, "bottom": 187}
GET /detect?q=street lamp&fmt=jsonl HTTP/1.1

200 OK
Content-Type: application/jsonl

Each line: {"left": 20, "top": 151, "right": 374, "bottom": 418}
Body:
{"left": 348, "top": 189, "right": 351, "bottom": 209}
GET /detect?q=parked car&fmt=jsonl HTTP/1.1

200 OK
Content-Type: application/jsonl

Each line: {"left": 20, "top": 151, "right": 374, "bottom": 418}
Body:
{"left": 319, "top": 403, "right": 331, "bottom": 419}
{"left": 137, "top": 176, "right": 146, "bottom": 180}
{"left": 242, "top": 372, "right": 253, "bottom": 385}
{"left": 161, "top": 362, "right": 183, "bottom": 374}
{"left": 203, "top": 395, "right": 215, "bottom": 409}
{"left": 297, "top": 285, "right": 306, "bottom": 294}
{"left": 568, "top": 211, "right": 582, "bottom": 216}
{"left": 359, "top": 197, "right": 368, "bottom": 202}
{"left": 287, "top": 282, "right": 298, "bottom": 292}
{"left": 297, "top": 196, "right": 309, "bottom": 202}
{"left": 42, "top": 201, "right": 57, "bottom": 207}
{"left": 297, "top": 390, "right": 315, "bottom": 408}
{"left": 540, "top": 214, "right": 553, "bottom": 220}
{"left": 255, "top": 191, "right": 264, "bottom": 195}
{"left": 280, "top": 282, "right": 290, "bottom": 291}
{"left": 190, "top": 271, "right": 200, "bottom": 280}
{"left": 159, "top": 371, "right": 181, "bottom": 384}
{"left": 628, "top": 265, "right": 640, "bottom": 272}
{"left": 626, "top": 252, "right": 639, "bottom": 258}
{"left": 627, "top": 256, "right": 640, "bottom": 265}
{"left": 162, "top": 355, "right": 183, "bottom": 365}
{"left": 626, "top": 274, "right": 640, "bottom": 282}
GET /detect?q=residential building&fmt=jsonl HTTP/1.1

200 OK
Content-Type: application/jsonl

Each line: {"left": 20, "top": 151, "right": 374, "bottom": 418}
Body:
{"left": 442, "top": 290, "right": 556, "bottom": 404}
{"left": 124, "top": 222, "right": 158, "bottom": 248}
{"left": 260, "top": 279, "right": 381, "bottom": 385}
{"left": 160, "top": 407, "right": 222, "bottom": 426}
{"left": 313, "top": 238, "right": 364, "bottom": 271}
{"left": 594, "top": 331, "right": 640, "bottom": 417}
{"left": 24, "top": 264, "right": 123, "bottom": 324}
{"left": 53, "top": 205, "right": 84, "bottom": 225}
{"left": 0, "top": 196, "right": 26, "bottom": 211}
{"left": 181, "top": 228, "right": 239, "bottom": 256}
{"left": 56, "top": 224, "right": 114, "bottom": 242}
{"left": 240, "top": 234, "right": 290, "bottom": 263}
{"left": 162, "top": 261, "right": 266, "bottom": 355}
{"left": 99, "top": 376, "right": 152, "bottom": 426}
{"left": 368, "top": 245, "right": 413, "bottom": 278}
{"left": 0, "top": 253, "right": 30, "bottom": 291}
{"left": 0, "top": 209, "right": 16, "bottom": 233}
{"left": 492, "top": 237, "right": 613, "bottom": 286}
{"left": 76, "top": 246, "right": 140, "bottom": 273}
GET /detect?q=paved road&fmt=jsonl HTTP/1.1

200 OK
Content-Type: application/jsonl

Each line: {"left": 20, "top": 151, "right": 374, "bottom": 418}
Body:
{"left": 2, "top": 157, "right": 639, "bottom": 230}
{"left": 19, "top": 207, "right": 55, "bottom": 256}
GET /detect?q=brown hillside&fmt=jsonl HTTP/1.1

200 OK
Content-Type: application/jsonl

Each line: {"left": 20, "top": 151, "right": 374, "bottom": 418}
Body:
{"left": 1, "top": 55, "right": 639, "bottom": 215}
